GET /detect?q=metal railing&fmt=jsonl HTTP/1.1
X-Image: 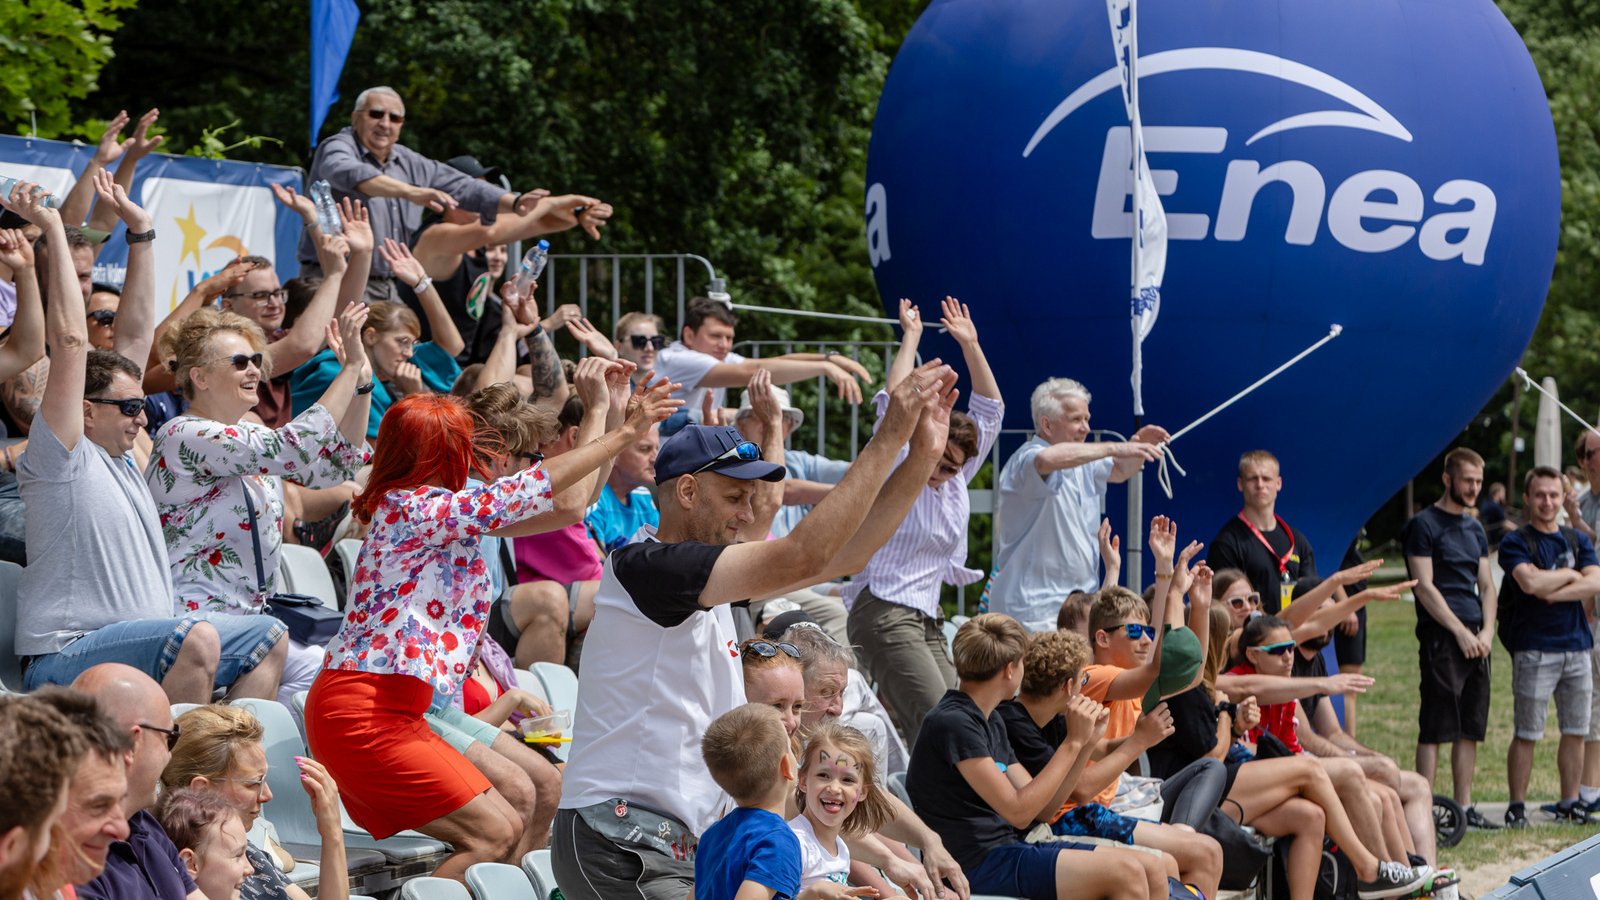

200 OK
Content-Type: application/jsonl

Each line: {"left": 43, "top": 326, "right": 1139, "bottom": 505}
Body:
{"left": 539, "top": 253, "right": 719, "bottom": 337}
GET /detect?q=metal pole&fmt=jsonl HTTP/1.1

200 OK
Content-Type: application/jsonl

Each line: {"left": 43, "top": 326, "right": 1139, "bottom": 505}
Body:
{"left": 1127, "top": 435, "right": 1143, "bottom": 593}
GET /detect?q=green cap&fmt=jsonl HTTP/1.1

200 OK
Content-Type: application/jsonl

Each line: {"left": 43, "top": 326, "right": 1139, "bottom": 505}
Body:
{"left": 1143, "top": 625, "right": 1203, "bottom": 710}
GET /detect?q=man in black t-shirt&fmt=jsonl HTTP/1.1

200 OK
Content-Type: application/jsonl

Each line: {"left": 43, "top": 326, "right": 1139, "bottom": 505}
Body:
{"left": 1400, "top": 447, "right": 1497, "bottom": 830}
{"left": 1208, "top": 450, "right": 1317, "bottom": 615}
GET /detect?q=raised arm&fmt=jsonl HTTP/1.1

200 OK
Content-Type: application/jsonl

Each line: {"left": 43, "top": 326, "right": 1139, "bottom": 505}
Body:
{"left": 379, "top": 239, "right": 462, "bottom": 357}
{"left": 1102, "top": 517, "right": 1184, "bottom": 701}
{"left": 58, "top": 110, "right": 129, "bottom": 229}
{"left": 887, "top": 299, "right": 923, "bottom": 391}
{"left": 1215, "top": 670, "right": 1372, "bottom": 705}
{"left": 475, "top": 292, "right": 541, "bottom": 391}
{"left": 88, "top": 109, "right": 164, "bottom": 239}
{"left": 0, "top": 230, "right": 44, "bottom": 381}
{"left": 322, "top": 304, "right": 373, "bottom": 445}
{"left": 91, "top": 171, "right": 156, "bottom": 371}
{"left": 147, "top": 260, "right": 258, "bottom": 393}
{"left": 1279, "top": 559, "right": 1381, "bottom": 629}
{"left": 11, "top": 186, "right": 87, "bottom": 447}
{"left": 1291, "top": 579, "right": 1413, "bottom": 642}
{"left": 938, "top": 297, "right": 998, "bottom": 401}
{"left": 739, "top": 370, "right": 786, "bottom": 540}
{"left": 1109, "top": 423, "right": 1172, "bottom": 482}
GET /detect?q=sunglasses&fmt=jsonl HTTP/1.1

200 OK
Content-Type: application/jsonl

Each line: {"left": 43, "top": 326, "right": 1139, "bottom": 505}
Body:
{"left": 87, "top": 396, "right": 146, "bottom": 418}
{"left": 139, "top": 721, "right": 181, "bottom": 751}
{"left": 1227, "top": 593, "right": 1262, "bottom": 610}
{"left": 744, "top": 641, "right": 801, "bottom": 659}
{"left": 364, "top": 108, "right": 405, "bottom": 124}
{"left": 1080, "top": 670, "right": 1091, "bottom": 687}
{"left": 223, "top": 288, "right": 288, "bottom": 304}
{"left": 1251, "top": 640, "right": 1297, "bottom": 656}
{"left": 205, "top": 353, "right": 264, "bottom": 372}
{"left": 519, "top": 451, "right": 545, "bottom": 464}
{"left": 629, "top": 334, "right": 667, "bottom": 350}
{"left": 87, "top": 309, "right": 116, "bottom": 326}
{"left": 1105, "top": 623, "right": 1156, "bottom": 641}
{"left": 693, "top": 440, "right": 762, "bottom": 475}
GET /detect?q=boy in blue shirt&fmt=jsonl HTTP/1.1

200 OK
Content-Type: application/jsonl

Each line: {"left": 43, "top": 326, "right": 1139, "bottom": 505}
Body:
{"left": 696, "top": 704, "right": 858, "bottom": 900}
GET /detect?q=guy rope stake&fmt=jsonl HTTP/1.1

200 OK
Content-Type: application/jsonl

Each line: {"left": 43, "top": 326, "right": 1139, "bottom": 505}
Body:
{"left": 1154, "top": 324, "right": 1344, "bottom": 498}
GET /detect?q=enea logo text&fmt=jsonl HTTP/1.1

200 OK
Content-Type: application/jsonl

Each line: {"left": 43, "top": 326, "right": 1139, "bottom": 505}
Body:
{"left": 1024, "top": 48, "right": 1495, "bottom": 266}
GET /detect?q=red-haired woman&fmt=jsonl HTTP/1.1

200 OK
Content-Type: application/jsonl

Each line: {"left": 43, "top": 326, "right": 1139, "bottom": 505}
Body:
{"left": 305, "top": 359, "right": 677, "bottom": 880}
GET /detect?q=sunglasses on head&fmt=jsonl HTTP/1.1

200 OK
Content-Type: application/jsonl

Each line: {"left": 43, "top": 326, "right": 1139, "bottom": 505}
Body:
{"left": 86, "top": 396, "right": 145, "bottom": 418}
{"left": 1227, "top": 592, "right": 1262, "bottom": 610}
{"left": 139, "top": 720, "right": 181, "bottom": 751}
{"left": 629, "top": 334, "right": 667, "bottom": 350}
{"left": 744, "top": 640, "right": 801, "bottom": 659}
{"left": 208, "top": 353, "right": 264, "bottom": 372}
{"left": 693, "top": 440, "right": 762, "bottom": 475}
{"left": 1105, "top": 623, "right": 1156, "bottom": 641}
{"left": 87, "top": 309, "right": 116, "bottom": 326}
{"left": 364, "top": 108, "right": 405, "bottom": 124}
{"left": 1251, "top": 640, "right": 1297, "bottom": 656}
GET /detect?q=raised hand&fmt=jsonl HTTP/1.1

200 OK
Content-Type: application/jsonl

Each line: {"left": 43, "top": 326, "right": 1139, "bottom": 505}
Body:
{"left": 911, "top": 368, "right": 961, "bottom": 463}
{"left": 1132, "top": 423, "right": 1171, "bottom": 445}
{"left": 501, "top": 294, "right": 541, "bottom": 339}
{"left": 823, "top": 362, "right": 864, "bottom": 404}
{"left": 315, "top": 232, "right": 351, "bottom": 277}
{"left": 0, "top": 229, "right": 34, "bottom": 272}
{"left": 577, "top": 201, "right": 614, "bottom": 240}
{"left": 700, "top": 390, "right": 724, "bottom": 427}
{"left": 512, "top": 188, "right": 553, "bottom": 216}
{"left": 92, "top": 110, "right": 132, "bottom": 164}
{"left": 542, "top": 303, "right": 582, "bottom": 332}
{"left": 1148, "top": 515, "right": 1177, "bottom": 567}
{"left": 294, "top": 755, "right": 342, "bottom": 830}
{"left": 1171, "top": 540, "right": 1203, "bottom": 593}
{"left": 91, "top": 170, "right": 152, "bottom": 232}
{"left": 603, "top": 358, "right": 636, "bottom": 420}
{"left": 827, "top": 352, "right": 873, "bottom": 384}
{"left": 408, "top": 185, "right": 457, "bottom": 213}
{"left": 882, "top": 358, "right": 950, "bottom": 444}
{"left": 939, "top": 296, "right": 977, "bottom": 345}
{"left": 897, "top": 298, "right": 923, "bottom": 337}
{"left": 339, "top": 197, "right": 373, "bottom": 255}
{"left": 1099, "top": 517, "right": 1121, "bottom": 571}
{"left": 271, "top": 182, "right": 317, "bottom": 224}
{"left": 565, "top": 316, "right": 618, "bottom": 359}
{"left": 194, "top": 258, "right": 262, "bottom": 298}
{"left": 378, "top": 238, "right": 426, "bottom": 286}
{"left": 123, "top": 109, "right": 164, "bottom": 161}
{"left": 1324, "top": 672, "right": 1375, "bottom": 695}
{"left": 332, "top": 302, "right": 371, "bottom": 377}
{"left": 747, "top": 368, "right": 780, "bottom": 425}
{"left": 1331, "top": 559, "right": 1383, "bottom": 588}
{"left": 3, "top": 180, "right": 60, "bottom": 226}
{"left": 572, "top": 356, "right": 612, "bottom": 411}
{"left": 627, "top": 374, "right": 683, "bottom": 430}
{"left": 1189, "top": 562, "right": 1214, "bottom": 610}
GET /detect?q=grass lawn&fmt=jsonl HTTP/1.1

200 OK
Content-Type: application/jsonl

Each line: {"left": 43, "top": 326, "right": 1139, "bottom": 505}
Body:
{"left": 1349, "top": 599, "right": 1598, "bottom": 878}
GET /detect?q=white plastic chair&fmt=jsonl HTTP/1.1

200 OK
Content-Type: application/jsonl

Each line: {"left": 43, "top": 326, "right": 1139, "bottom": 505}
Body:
{"left": 278, "top": 544, "right": 339, "bottom": 607}
{"left": 941, "top": 619, "right": 957, "bottom": 653}
{"left": 334, "top": 539, "right": 364, "bottom": 606}
{"left": 513, "top": 669, "right": 549, "bottom": 703}
{"left": 400, "top": 876, "right": 472, "bottom": 900}
{"left": 531, "top": 663, "right": 578, "bottom": 761}
{"left": 520, "top": 849, "right": 558, "bottom": 900}
{"left": 465, "top": 862, "right": 537, "bottom": 900}
{"left": 0, "top": 560, "right": 23, "bottom": 690}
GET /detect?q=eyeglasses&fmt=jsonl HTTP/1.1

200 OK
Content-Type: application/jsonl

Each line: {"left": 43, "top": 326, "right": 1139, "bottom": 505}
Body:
{"left": 936, "top": 460, "right": 963, "bottom": 478}
{"left": 628, "top": 334, "right": 667, "bottom": 350}
{"left": 203, "top": 353, "right": 264, "bottom": 372}
{"left": 1105, "top": 623, "right": 1156, "bottom": 641}
{"left": 87, "top": 396, "right": 146, "bottom": 418}
{"left": 692, "top": 440, "right": 762, "bottom": 475}
{"left": 743, "top": 641, "right": 801, "bottom": 659}
{"left": 223, "top": 288, "right": 287, "bottom": 304}
{"left": 216, "top": 775, "right": 269, "bottom": 798}
{"left": 1251, "top": 640, "right": 1297, "bottom": 656}
{"left": 138, "top": 721, "right": 181, "bottom": 751}
{"left": 87, "top": 309, "right": 116, "bottom": 326}
{"left": 364, "top": 108, "right": 405, "bottom": 124}
{"left": 1227, "top": 593, "right": 1262, "bottom": 610}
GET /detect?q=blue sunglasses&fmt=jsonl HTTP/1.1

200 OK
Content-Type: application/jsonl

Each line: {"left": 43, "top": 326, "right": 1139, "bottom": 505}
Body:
{"left": 1104, "top": 623, "right": 1156, "bottom": 641}
{"left": 693, "top": 440, "right": 762, "bottom": 475}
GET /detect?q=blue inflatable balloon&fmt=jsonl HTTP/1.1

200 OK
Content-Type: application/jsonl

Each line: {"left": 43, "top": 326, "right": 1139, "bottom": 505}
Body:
{"left": 866, "top": 0, "right": 1559, "bottom": 566}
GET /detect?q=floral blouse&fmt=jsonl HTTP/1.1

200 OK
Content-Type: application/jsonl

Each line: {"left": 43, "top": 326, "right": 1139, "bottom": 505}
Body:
{"left": 322, "top": 466, "right": 554, "bottom": 694}
{"left": 146, "top": 406, "right": 369, "bottom": 615}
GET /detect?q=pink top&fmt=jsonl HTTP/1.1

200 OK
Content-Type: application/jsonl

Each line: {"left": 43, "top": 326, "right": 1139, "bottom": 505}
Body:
{"left": 323, "top": 466, "right": 554, "bottom": 694}
{"left": 513, "top": 520, "right": 604, "bottom": 585}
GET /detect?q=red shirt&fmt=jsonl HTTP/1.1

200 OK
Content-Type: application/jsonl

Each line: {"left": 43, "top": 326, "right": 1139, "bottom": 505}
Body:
{"left": 1225, "top": 661, "right": 1303, "bottom": 755}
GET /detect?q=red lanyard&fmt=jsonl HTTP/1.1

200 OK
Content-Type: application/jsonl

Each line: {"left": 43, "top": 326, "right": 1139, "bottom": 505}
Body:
{"left": 1237, "top": 512, "right": 1295, "bottom": 576}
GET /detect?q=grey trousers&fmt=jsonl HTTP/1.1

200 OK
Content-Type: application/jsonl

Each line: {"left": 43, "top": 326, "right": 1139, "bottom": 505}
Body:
{"left": 847, "top": 589, "right": 956, "bottom": 747}
{"left": 551, "top": 808, "right": 693, "bottom": 900}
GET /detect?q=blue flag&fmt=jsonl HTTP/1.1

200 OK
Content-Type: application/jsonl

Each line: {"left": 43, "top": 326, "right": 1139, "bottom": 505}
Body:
{"left": 310, "top": 0, "right": 361, "bottom": 148}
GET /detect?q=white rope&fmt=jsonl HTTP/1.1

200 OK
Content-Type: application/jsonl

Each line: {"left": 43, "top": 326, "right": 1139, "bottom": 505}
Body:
{"left": 1154, "top": 324, "right": 1344, "bottom": 498}
{"left": 724, "top": 301, "right": 949, "bottom": 333}
{"left": 1514, "top": 367, "right": 1600, "bottom": 440}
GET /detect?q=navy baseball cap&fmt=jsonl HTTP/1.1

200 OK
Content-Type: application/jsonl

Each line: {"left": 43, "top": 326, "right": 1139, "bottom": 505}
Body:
{"left": 655, "top": 425, "right": 785, "bottom": 484}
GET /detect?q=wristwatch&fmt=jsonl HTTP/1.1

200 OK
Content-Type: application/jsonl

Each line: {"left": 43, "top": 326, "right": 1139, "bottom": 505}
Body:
{"left": 127, "top": 229, "right": 156, "bottom": 244}
{"left": 356, "top": 382, "right": 376, "bottom": 396}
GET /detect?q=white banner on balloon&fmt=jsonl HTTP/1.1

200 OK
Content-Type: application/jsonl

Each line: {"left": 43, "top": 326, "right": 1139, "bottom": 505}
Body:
{"left": 1106, "top": 0, "right": 1167, "bottom": 415}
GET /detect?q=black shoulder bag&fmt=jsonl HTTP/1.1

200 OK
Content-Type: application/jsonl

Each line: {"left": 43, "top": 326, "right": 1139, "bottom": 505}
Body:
{"left": 245, "top": 486, "right": 343, "bottom": 646}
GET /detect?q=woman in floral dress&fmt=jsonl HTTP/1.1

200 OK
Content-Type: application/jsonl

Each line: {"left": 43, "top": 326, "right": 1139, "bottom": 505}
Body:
{"left": 146, "top": 302, "right": 373, "bottom": 706}
{"left": 306, "top": 359, "right": 677, "bottom": 880}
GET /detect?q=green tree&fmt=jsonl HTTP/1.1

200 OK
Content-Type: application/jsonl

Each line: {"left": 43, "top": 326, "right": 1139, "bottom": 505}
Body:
{"left": 0, "top": 0, "right": 137, "bottom": 139}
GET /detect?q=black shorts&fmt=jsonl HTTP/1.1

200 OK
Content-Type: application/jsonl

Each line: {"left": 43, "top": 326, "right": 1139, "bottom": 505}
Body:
{"left": 1417, "top": 620, "right": 1491, "bottom": 743}
{"left": 1333, "top": 605, "right": 1367, "bottom": 666}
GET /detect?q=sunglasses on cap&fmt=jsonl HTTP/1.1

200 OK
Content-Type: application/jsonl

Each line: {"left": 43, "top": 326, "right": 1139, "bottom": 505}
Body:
{"left": 86, "top": 396, "right": 146, "bottom": 418}
{"left": 693, "top": 440, "right": 762, "bottom": 475}
{"left": 1227, "top": 593, "right": 1262, "bottom": 610}
{"left": 139, "top": 720, "right": 181, "bottom": 751}
{"left": 1104, "top": 623, "right": 1156, "bottom": 641}
{"left": 88, "top": 309, "right": 116, "bottom": 326}
{"left": 1251, "top": 640, "right": 1297, "bottom": 656}
{"left": 743, "top": 641, "right": 801, "bottom": 659}
{"left": 364, "top": 108, "right": 405, "bottom": 124}
{"left": 206, "top": 353, "right": 264, "bottom": 372}
{"left": 629, "top": 334, "right": 667, "bottom": 350}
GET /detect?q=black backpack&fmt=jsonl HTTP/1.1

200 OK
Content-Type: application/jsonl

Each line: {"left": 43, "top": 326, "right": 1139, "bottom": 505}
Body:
{"left": 1266, "top": 836, "right": 1357, "bottom": 900}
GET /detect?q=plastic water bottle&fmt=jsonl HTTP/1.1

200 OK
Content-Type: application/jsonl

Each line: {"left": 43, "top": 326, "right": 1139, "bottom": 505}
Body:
{"left": 310, "top": 180, "right": 342, "bottom": 235}
{"left": 0, "top": 176, "right": 61, "bottom": 209}
{"left": 509, "top": 240, "right": 551, "bottom": 301}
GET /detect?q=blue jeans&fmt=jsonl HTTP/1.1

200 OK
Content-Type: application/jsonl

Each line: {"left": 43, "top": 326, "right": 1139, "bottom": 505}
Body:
{"left": 24, "top": 613, "right": 285, "bottom": 691}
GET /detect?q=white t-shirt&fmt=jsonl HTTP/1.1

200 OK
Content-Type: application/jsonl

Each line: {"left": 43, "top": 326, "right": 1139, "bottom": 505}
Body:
{"left": 653, "top": 342, "right": 746, "bottom": 421}
{"left": 987, "top": 438, "right": 1114, "bottom": 632}
{"left": 789, "top": 814, "right": 851, "bottom": 887}
{"left": 558, "top": 527, "right": 746, "bottom": 837}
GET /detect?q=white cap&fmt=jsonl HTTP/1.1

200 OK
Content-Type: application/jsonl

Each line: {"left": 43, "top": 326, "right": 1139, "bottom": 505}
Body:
{"left": 737, "top": 385, "right": 803, "bottom": 426}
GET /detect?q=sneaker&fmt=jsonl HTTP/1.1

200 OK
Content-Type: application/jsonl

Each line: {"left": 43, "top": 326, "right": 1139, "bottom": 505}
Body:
{"left": 1465, "top": 806, "right": 1501, "bottom": 830}
{"left": 1357, "top": 860, "right": 1428, "bottom": 900}
{"left": 1505, "top": 806, "right": 1529, "bottom": 829}
{"left": 1583, "top": 796, "right": 1600, "bottom": 815}
{"left": 1551, "top": 800, "right": 1593, "bottom": 824}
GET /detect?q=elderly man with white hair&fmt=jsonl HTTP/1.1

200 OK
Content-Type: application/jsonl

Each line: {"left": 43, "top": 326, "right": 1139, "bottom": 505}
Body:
{"left": 300, "top": 85, "right": 547, "bottom": 299}
{"left": 987, "top": 378, "right": 1169, "bottom": 632}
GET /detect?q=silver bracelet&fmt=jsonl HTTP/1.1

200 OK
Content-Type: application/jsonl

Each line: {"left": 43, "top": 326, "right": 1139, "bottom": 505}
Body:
{"left": 411, "top": 276, "right": 433, "bottom": 295}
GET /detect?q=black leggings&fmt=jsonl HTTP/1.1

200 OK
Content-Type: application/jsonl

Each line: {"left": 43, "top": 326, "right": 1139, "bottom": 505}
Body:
{"left": 1158, "top": 756, "right": 1227, "bottom": 829}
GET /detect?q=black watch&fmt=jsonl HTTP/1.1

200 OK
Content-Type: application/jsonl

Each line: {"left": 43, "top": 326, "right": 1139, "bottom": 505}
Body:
{"left": 356, "top": 381, "right": 376, "bottom": 396}
{"left": 1216, "top": 700, "right": 1238, "bottom": 718}
{"left": 127, "top": 229, "right": 156, "bottom": 244}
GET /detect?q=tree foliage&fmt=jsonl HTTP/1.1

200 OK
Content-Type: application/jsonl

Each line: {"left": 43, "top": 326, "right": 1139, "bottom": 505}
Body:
{"left": 0, "top": 0, "right": 136, "bottom": 139}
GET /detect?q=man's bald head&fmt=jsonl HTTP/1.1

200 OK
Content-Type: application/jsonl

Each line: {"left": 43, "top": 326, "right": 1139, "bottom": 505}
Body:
{"left": 72, "top": 664, "right": 172, "bottom": 813}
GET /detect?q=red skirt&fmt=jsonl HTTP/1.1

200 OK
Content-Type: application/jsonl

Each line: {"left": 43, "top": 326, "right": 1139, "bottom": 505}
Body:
{"left": 305, "top": 669, "right": 491, "bottom": 839}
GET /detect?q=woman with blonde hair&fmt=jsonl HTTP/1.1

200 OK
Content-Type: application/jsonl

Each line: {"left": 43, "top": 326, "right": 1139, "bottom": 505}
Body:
{"left": 146, "top": 303, "right": 372, "bottom": 707}
{"left": 162, "top": 704, "right": 347, "bottom": 900}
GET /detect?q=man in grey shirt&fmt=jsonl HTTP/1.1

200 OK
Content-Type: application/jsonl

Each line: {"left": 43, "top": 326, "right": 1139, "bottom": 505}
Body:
{"left": 299, "top": 86, "right": 545, "bottom": 299}
{"left": 7, "top": 177, "right": 286, "bottom": 704}
{"left": 1567, "top": 430, "right": 1600, "bottom": 811}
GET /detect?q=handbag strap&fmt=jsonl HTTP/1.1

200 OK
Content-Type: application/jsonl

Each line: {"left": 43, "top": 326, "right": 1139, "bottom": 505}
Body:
{"left": 241, "top": 483, "right": 268, "bottom": 594}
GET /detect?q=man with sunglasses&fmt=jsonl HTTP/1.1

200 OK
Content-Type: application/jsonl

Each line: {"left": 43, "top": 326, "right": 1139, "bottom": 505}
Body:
{"left": 73, "top": 663, "right": 206, "bottom": 900}
{"left": 555, "top": 362, "right": 972, "bottom": 900}
{"left": 300, "top": 86, "right": 547, "bottom": 300}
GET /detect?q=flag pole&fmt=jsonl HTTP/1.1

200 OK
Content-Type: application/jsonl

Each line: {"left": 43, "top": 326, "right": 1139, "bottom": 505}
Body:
{"left": 1124, "top": 0, "right": 1145, "bottom": 592}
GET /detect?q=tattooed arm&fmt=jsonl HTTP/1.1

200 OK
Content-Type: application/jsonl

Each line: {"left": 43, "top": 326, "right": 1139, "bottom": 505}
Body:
{"left": 1, "top": 355, "right": 50, "bottom": 436}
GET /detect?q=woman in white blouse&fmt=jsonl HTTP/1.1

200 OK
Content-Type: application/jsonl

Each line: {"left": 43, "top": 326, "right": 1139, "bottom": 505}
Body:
{"left": 146, "top": 301, "right": 373, "bottom": 706}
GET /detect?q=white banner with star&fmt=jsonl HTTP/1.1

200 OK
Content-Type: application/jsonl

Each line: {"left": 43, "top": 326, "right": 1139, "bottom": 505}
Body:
{"left": 0, "top": 134, "right": 303, "bottom": 313}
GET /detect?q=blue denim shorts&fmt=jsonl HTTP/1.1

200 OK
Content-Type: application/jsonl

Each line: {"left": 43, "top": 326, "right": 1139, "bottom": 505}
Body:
{"left": 1051, "top": 802, "right": 1139, "bottom": 844}
{"left": 425, "top": 703, "right": 504, "bottom": 754}
{"left": 24, "top": 613, "right": 286, "bottom": 691}
{"left": 967, "top": 840, "right": 1094, "bottom": 899}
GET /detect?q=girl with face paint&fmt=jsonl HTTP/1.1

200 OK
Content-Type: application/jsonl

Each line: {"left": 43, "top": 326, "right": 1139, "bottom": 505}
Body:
{"left": 790, "top": 724, "right": 895, "bottom": 895}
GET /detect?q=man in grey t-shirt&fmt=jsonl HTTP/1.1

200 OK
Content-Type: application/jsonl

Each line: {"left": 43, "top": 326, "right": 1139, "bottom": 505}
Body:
{"left": 8, "top": 184, "right": 286, "bottom": 703}
{"left": 1567, "top": 430, "right": 1600, "bottom": 811}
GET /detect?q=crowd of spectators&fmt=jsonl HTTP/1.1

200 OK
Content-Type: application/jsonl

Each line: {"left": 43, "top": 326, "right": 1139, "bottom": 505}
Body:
{"left": 0, "top": 84, "right": 1581, "bottom": 900}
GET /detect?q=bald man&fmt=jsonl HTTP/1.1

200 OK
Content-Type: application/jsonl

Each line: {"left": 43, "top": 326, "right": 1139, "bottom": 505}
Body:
{"left": 72, "top": 664, "right": 203, "bottom": 900}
